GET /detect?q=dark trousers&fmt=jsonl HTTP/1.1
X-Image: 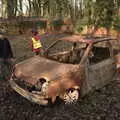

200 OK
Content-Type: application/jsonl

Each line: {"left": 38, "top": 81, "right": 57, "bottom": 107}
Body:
{"left": 0, "top": 58, "right": 13, "bottom": 80}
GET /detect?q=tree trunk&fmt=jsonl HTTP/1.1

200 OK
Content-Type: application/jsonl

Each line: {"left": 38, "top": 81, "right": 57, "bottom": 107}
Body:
{"left": 28, "top": 0, "right": 32, "bottom": 16}
{"left": 41, "top": 1, "right": 44, "bottom": 17}
{"left": 6, "top": 0, "right": 17, "bottom": 19}
{"left": 19, "top": 0, "right": 23, "bottom": 15}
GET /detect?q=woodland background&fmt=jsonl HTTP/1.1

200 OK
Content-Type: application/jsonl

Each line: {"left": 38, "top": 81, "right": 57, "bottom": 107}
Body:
{"left": 0, "top": 0, "right": 120, "bottom": 37}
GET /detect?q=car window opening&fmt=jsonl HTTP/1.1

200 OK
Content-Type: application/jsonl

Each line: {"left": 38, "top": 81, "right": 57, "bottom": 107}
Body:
{"left": 89, "top": 46, "right": 110, "bottom": 64}
{"left": 46, "top": 47, "right": 86, "bottom": 64}
{"left": 44, "top": 42, "right": 88, "bottom": 65}
{"left": 44, "top": 39, "right": 119, "bottom": 65}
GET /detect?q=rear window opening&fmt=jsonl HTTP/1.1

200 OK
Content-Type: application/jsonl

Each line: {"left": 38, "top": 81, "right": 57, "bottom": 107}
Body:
{"left": 89, "top": 47, "right": 110, "bottom": 64}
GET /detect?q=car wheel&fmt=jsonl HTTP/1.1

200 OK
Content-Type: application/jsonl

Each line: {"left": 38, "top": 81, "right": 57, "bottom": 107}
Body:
{"left": 63, "top": 88, "right": 79, "bottom": 104}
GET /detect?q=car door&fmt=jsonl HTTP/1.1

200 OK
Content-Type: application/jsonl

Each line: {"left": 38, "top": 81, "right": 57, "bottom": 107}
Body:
{"left": 81, "top": 41, "right": 116, "bottom": 96}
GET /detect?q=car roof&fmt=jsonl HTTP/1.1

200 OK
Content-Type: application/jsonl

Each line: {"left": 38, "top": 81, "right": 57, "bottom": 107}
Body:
{"left": 59, "top": 35, "right": 116, "bottom": 44}
{"left": 41, "top": 33, "right": 116, "bottom": 44}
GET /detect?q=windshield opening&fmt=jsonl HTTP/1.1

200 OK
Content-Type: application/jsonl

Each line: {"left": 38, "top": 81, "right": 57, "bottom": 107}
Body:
{"left": 45, "top": 41, "right": 87, "bottom": 64}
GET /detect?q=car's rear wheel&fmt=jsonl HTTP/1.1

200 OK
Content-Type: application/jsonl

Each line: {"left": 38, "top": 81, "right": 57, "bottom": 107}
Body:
{"left": 63, "top": 88, "right": 79, "bottom": 104}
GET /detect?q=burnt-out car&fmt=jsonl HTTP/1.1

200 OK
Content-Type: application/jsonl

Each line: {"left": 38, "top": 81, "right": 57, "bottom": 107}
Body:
{"left": 9, "top": 35, "right": 120, "bottom": 105}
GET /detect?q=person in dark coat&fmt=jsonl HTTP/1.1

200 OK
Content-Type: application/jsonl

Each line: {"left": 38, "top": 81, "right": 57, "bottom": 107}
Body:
{"left": 0, "top": 34, "right": 14, "bottom": 79}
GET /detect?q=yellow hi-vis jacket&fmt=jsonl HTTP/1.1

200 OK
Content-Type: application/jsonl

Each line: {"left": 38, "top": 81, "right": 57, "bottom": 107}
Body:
{"left": 32, "top": 37, "right": 42, "bottom": 49}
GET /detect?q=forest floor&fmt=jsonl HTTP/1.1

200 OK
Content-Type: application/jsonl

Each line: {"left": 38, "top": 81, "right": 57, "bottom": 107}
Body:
{"left": 0, "top": 34, "right": 120, "bottom": 120}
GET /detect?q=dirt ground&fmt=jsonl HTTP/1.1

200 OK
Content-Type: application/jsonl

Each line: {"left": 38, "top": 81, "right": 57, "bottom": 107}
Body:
{"left": 0, "top": 34, "right": 120, "bottom": 120}
{"left": 0, "top": 77, "right": 120, "bottom": 120}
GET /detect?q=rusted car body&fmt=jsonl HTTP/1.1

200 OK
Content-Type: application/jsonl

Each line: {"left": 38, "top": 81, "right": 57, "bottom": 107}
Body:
{"left": 9, "top": 35, "right": 120, "bottom": 105}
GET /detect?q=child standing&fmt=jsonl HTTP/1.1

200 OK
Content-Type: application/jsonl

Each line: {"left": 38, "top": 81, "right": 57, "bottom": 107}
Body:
{"left": 31, "top": 29, "right": 42, "bottom": 55}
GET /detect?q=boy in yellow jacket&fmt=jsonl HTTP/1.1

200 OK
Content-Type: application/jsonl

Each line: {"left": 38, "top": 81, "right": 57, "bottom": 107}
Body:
{"left": 31, "top": 29, "right": 42, "bottom": 55}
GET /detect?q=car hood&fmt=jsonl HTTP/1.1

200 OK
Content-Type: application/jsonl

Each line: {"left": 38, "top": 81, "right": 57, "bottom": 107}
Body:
{"left": 14, "top": 56, "right": 83, "bottom": 85}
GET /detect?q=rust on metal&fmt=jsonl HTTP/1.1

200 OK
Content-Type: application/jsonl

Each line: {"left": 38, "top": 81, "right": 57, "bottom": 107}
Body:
{"left": 9, "top": 74, "right": 48, "bottom": 105}
{"left": 8, "top": 35, "right": 119, "bottom": 105}
{"left": 59, "top": 35, "right": 116, "bottom": 44}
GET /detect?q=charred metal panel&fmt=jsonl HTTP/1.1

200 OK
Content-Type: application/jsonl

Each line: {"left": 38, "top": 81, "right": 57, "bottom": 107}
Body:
{"left": 81, "top": 58, "right": 116, "bottom": 96}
